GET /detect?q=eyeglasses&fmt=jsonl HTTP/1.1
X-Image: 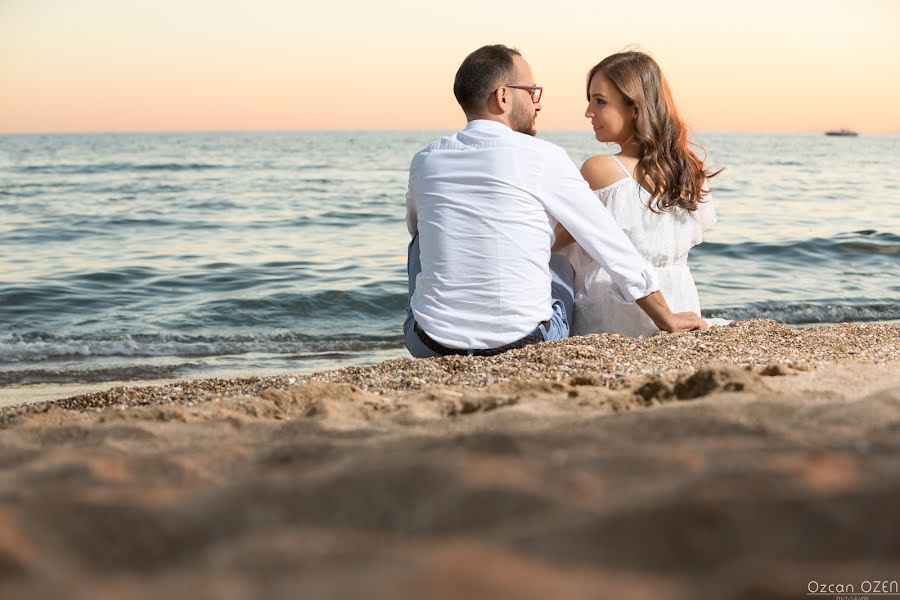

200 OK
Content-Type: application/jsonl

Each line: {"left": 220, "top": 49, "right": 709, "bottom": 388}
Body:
{"left": 496, "top": 84, "right": 543, "bottom": 103}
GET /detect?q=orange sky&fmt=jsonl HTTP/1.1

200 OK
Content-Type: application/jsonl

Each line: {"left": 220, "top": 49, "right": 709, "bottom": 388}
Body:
{"left": 1, "top": 0, "right": 899, "bottom": 134}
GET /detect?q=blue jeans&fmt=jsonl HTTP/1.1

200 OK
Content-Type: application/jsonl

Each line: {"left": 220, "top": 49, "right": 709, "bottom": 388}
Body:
{"left": 403, "top": 233, "right": 575, "bottom": 358}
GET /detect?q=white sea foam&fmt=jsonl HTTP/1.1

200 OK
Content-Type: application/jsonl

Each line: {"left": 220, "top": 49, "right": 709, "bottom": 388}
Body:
{"left": 0, "top": 333, "right": 402, "bottom": 363}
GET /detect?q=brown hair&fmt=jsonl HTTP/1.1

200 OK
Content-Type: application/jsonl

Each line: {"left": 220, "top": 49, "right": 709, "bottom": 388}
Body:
{"left": 587, "top": 51, "right": 721, "bottom": 212}
{"left": 454, "top": 45, "right": 520, "bottom": 116}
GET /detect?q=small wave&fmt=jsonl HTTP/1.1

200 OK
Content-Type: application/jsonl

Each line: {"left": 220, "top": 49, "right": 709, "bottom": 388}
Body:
{"left": 14, "top": 162, "right": 223, "bottom": 175}
{"left": 0, "top": 188, "right": 45, "bottom": 198}
{"left": 0, "top": 276, "right": 408, "bottom": 327}
{"left": 0, "top": 363, "right": 195, "bottom": 385}
{"left": 0, "top": 227, "right": 99, "bottom": 244}
{"left": 69, "top": 266, "right": 159, "bottom": 285}
{"left": 319, "top": 210, "right": 388, "bottom": 221}
{"left": 699, "top": 230, "right": 900, "bottom": 261}
{"left": 87, "top": 217, "right": 177, "bottom": 228}
{"left": 766, "top": 160, "right": 805, "bottom": 166}
{"left": 705, "top": 301, "right": 900, "bottom": 324}
{"left": 0, "top": 332, "right": 405, "bottom": 363}
{"left": 191, "top": 289, "right": 408, "bottom": 325}
{"left": 184, "top": 200, "right": 237, "bottom": 211}
{"left": 836, "top": 239, "right": 900, "bottom": 255}
{"left": 293, "top": 178, "right": 335, "bottom": 186}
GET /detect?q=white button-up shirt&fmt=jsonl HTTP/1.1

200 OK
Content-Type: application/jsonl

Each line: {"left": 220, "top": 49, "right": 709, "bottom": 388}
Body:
{"left": 407, "top": 119, "right": 658, "bottom": 349}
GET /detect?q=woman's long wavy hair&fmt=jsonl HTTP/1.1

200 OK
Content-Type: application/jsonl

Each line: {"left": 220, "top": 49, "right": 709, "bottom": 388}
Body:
{"left": 587, "top": 51, "right": 721, "bottom": 212}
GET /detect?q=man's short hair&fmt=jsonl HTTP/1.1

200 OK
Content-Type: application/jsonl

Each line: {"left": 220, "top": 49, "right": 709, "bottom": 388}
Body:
{"left": 453, "top": 45, "right": 521, "bottom": 116}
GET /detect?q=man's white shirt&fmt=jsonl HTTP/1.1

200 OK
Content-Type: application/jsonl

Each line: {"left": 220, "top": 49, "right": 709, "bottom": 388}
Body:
{"left": 407, "top": 119, "right": 658, "bottom": 349}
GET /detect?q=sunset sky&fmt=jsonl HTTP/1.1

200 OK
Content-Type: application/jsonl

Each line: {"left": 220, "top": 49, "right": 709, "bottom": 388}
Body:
{"left": 2, "top": 0, "right": 899, "bottom": 134}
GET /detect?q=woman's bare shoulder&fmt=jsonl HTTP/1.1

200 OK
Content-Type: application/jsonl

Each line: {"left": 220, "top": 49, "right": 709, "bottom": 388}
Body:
{"left": 580, "top": 155, "right": 629, "bottom": 191}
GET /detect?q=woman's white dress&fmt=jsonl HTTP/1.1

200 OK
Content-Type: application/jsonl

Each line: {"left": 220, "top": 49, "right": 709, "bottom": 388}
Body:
{"left": 560, "top": 155, "right": 724, "bottom": 338}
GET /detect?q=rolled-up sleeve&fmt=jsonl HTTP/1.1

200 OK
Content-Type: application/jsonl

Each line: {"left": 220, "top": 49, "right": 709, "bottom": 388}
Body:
{"left": 540, "top": 147, "right": 658, "bottom": 303}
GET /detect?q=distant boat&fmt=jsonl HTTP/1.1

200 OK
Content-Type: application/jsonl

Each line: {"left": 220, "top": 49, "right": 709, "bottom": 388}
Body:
{"left": 825, "top": 128, "right": 859, "bottom": 137}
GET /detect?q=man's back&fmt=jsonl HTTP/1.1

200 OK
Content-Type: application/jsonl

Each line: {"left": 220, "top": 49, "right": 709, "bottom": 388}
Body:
{"left": 407, "top": 120, "right": 560, "bottom": 349}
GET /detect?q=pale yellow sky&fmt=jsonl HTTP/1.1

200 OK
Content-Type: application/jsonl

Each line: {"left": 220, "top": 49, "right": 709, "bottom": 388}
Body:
{"left": 1, "top": 0, "right": 899, "bottom": 133}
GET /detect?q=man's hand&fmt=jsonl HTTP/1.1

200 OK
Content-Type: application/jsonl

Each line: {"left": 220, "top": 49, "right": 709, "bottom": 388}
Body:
{"left": 635, "top": 291, "right": 707, "bottom": 333}
{"left": 663, "top": 311, "right": 708, "bottom": 333}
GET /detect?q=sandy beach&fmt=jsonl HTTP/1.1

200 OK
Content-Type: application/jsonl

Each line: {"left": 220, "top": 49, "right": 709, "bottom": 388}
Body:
{"left": 1, "top": 319, "right": 899, "bottom": 599}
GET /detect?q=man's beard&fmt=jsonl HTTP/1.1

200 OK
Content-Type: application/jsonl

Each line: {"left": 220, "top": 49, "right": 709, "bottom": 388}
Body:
{"left": 510, "top": 99, "right": 536, "bottom": 136}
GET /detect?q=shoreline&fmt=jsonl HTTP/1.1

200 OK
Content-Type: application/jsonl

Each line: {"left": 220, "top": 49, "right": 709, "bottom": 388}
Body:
{"left": 1, "top": 319, "right": 897, "bottom": 424}
{"left": 2, "top": 319, "right": 898, "bottom": 411}
{"left": 0, "top": 377, "right": 187, "bottom": 410}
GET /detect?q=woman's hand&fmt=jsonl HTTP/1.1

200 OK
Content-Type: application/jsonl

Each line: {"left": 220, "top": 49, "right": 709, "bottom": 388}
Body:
{"left": 636, "top": 291, "right": 708, "bottom": 333}
{"left": 664, "top": 311, "right": 708, "bottom": 332}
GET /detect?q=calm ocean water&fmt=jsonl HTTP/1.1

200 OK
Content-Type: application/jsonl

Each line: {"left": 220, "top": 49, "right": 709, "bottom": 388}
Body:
{"left": 1, "top": 131, "right": 898, "bottom": 386}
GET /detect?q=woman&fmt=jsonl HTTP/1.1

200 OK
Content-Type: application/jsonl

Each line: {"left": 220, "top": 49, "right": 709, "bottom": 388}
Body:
{"left": 555, "top": 51, "right": 727, "bottom": 337}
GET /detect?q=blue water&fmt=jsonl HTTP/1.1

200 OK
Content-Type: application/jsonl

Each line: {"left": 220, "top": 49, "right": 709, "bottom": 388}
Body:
{"left": 1, "top": 131, "right": 898, "bottom": 385}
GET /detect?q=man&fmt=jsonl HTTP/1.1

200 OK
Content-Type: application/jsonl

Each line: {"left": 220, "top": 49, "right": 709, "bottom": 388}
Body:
{"left": 404, "top": 44, "right": 706, "bottom": 358}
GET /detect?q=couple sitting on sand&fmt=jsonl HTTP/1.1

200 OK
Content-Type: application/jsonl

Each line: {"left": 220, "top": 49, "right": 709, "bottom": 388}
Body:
{"left": 404, "top": 44, "right": 724, "bottom": 358}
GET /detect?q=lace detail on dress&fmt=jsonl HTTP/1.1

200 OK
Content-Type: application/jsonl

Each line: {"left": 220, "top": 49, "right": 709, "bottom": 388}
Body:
{"left": 596, "top": 179, "right": 711, "bottom": 267}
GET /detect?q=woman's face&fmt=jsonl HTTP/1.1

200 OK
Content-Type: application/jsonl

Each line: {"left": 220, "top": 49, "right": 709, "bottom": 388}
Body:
{"left": 585, "top": 72, "right": 635, "bottom": 145}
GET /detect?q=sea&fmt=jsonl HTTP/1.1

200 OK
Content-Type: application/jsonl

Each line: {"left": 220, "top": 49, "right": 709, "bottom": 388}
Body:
{"left": 1, "top": 131, "right": 899, "bottom": 390}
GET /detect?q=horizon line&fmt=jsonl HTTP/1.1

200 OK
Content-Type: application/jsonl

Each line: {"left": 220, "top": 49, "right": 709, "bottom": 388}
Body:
{"left": 2, "top": 127, "right": 896, "bottom": 136}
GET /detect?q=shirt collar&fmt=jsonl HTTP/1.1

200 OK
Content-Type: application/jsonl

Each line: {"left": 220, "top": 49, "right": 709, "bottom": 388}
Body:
{"left": 464, "top": 119, "right": 513, "bottom": 134}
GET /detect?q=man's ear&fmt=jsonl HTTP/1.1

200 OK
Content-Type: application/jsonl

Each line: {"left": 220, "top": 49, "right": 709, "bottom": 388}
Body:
{"left": 493, "top": 86, "right": 511, "bottom": 114}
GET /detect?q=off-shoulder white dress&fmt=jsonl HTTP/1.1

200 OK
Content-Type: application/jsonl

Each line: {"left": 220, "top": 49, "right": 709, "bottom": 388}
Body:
{"left": 560, "top": 155, "right": 725, "bottom": 338}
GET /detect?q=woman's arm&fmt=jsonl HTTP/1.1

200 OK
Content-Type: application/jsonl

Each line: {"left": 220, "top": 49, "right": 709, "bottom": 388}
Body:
{"left": 552, "top": 156, "right": 625, "bottom": 251}
{"left": 581, "top": 155, "right": 629, "bottom": 190}
{"left": 551, "top": 222, "right": 574, "bottom": 251}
